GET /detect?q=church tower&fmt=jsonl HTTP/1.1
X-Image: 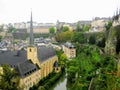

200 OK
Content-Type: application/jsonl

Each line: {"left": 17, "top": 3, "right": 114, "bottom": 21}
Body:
{"left": 27, "top": 11, "right": 39, "bottom": 65}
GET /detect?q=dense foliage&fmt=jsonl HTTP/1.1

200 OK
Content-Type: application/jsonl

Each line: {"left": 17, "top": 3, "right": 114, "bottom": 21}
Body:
{"left": 55, "top": 28, "right": 106, "bottom": 48}
{"left": 62, "top": 26, "right": 69, "bottom": 32}
{"left": 55, "top": 50, "right": 67, "bottom": 71}
{"left": 72, "top": 32, "right": 86, "bottom": 43}
{"left": 55, "top": 31, "right": 73, "bottom": 42}
{"left": 49, "top": 27, "right": 56, "bottom": 34}
{"left": 75, "top": 21, "right": 82, "bottom": 32}
{"left": 66, "top": 45, "right": 118, "bottom": 90}
{"left": 0, "top": 64, "right": 20, "bottom": 90}
{"left": 82, "top": 25, "right": 91, "bottom": 32}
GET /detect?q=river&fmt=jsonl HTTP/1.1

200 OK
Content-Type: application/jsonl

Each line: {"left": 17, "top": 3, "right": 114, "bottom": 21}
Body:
{"left": 50, "top": 74, "right": 67, "bottom": 90}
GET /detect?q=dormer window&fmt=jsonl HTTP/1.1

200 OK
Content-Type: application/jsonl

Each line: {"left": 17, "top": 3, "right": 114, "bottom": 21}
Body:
{"left": 24, "top": 73, "right": 26, "bottom": 76}
{"left": 30, "top": 71, "right": 32, "bottom": 73}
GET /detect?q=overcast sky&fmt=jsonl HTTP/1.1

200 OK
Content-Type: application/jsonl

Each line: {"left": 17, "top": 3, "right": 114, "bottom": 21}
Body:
{"left": 0, "top": 0, "right": 120, "bottom": 24}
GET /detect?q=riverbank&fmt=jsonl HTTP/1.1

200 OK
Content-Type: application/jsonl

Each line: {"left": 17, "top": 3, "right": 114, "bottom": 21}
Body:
{"left": 50, "top": 73, "right": 66, "bottom": 90}
{"left": 30, "top": 70, "right": 65, "bottom": 90}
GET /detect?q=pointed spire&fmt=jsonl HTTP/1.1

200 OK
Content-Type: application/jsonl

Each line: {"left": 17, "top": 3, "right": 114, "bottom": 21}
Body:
{"left": 30, "top": 10, "right": 34, "bottom": 45}
{"left": 119, "top": 9, "right": 120, "bottom": 15}
{"left": 114, "top": 11, "right": 116, "bottom": 17}
{"left": 116, "top": 8, "right": 119, "bottom": 15}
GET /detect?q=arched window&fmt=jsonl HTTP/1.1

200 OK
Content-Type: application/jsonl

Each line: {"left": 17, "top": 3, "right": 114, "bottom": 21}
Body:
{"left": 30, "top": 48, "right": 32, "bottom": 52}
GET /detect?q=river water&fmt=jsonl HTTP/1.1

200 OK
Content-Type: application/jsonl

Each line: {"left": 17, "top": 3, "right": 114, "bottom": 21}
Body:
{"left": 50, "top": 74, "right": 67, "bottom": 90}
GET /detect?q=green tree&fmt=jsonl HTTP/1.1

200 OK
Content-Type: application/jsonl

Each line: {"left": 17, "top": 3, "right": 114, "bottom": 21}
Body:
{"left": 89, "top": 35, "right": 96, "bottom": 44}
{"left": 62, "top": 26, "right": 69, "bottom": 32}
{"left": 63, "top": 31, "right": 73, "bottom": 42}
{"left": 55, "top": 33, "right": 62, "bottom": 42}
{"left": 76, "top": 21, "right": 82, "bottom": 32}
{"left": 116, "top": 77, "right": 120, "bottom": 89}
{"left": 56, "top": 50, "right": 67, "bottom": 71}
{"left": 66, "top": 45, "right": 117, "bottom": 90}
{"left": 55, "top": 31, "right": 73, "bottom": 43}
{"left": 82, "top": 25, "right": 90, "bottom": 32}
{"left": 72, "top": 32, "right": 86, "bottom": 43}
{"left": 0, "top": 64, "right": 20, "bottom": 90}
{"left": 96, "top": 37, "right": 106, "bottom": 48}
{"left": 105, "top": 21, "right": 112, "bottom": 39}
{"left": 7, "top": 24, "right": 16, "bottom": 33}
{"left": 59, "top": 53, "right": 67, "bottom": 70}
{"left": 38, "top": 86, "right": 45, "bottom": 90}
{"left": 67, "top": 60, "right": 79, "bottom": 83}
{"left": 49, "top": 27, "right": 55, "bottom": 34}
{"left": 105, "top": 21, "right": 112, "bottom": 30}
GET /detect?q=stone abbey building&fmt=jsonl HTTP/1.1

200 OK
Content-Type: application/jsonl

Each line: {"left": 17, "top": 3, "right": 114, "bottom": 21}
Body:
{"left": 0, "top": 12, "right": 60, "bottom": 90}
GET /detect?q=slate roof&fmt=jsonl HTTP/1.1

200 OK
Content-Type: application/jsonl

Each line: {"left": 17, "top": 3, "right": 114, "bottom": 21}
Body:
{"left": 0, "top": 50, "right": 27, "bottom": 67}
{"left": 54, "top": 61, "right": 59, "bottom": 67}
{"left": 37, "top": 46, "right": 56, "bottom": 63}
{"left": 65, "top": 42, "right": 75, "bottom": 48}
{"left": 0, "top": 46, "right": 57, "bottom": 78}
{"left": 17, "top": 60, "right": 39, "bottom": 78}
{"left": 0, "top": 50, "right": 39, "bottom": 78}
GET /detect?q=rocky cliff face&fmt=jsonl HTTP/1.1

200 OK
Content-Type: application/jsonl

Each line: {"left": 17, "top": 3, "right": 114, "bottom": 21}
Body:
{"left": 105, "top": 25, "right": 120, "bottom": 55}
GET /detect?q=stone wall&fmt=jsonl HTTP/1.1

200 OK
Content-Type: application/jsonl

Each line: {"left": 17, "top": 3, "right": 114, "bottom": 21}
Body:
{"left": 105, "top": 25, "right": 120, "bottom": 55}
